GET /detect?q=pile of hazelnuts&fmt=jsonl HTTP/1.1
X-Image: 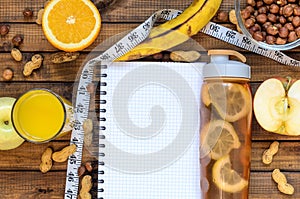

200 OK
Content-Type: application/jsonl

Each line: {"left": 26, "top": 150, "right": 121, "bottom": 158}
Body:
{"left": 241, "top": 0, "right": 300, "bottom": 45}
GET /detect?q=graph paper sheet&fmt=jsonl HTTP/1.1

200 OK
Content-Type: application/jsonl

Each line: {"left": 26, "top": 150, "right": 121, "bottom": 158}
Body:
{"left": 98, "top": 62, "right": 204, "bottom": 199}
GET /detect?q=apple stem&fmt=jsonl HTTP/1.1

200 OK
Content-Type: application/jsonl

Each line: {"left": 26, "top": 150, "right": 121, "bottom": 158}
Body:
{"left": 284, "top": 76, "right": 293, "bottom": 92}
{"left": 4, "top": 121, "right": 9, "bottom": 125}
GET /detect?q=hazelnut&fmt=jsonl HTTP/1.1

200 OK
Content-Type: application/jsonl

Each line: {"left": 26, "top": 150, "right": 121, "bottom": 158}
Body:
{"left": 288, "top": 0, "right": 296, "bottom": 2}
{"left": 287, "top": 16, "right": 294, "bottom": 22}
{"left": 23, "top": 8, "right": 33, "bottom": 17}
{"left": 276, "top": 0, "right": 287, "bottom": 6}
{"left": 249, "top": 23, "right": 262, "bottom": 34}
{"left": 77, "top": 165, "right": 86, "bottom": 177}
{"left": 294, "top": 6, "right": 300, "bottom": 16}
{"left": 288, "top": 31, "right": 298, "bottom": 42}
{"left": 0, "top": 24, "right": 10, "bottom": 36}
{"left": 292, "top": 16, "right": 300, "bottom": 27}
{"left": 241, "top": 9, "right": 251, "bottom": 19}
{"left": 274, "top": 23, "right": 282, "bottom": 29}
{"left": 266, "top": 25, "right": 279, "bottom": 35}
{"left": 284, "top": 22, "right": 294, "bottom": 31}
{"left": 270, "top": 4, "right": 280, "bottom": 14}
{"left": 152, "top": 53, "right": 163, "bottom": 60}
{"left": 257, "top": 0, "right": 264, "bottom": 7}
{"left": 245, "top": 5, "right": 255, "bottom": 13}
{"left": 295, "top": 26, "right": 300, "bottom": 37}
{"left": 258, "top": 6, "right": 268, "bottom": 14}
{"left": 253, "top": 31, "right": 265, "bottom": 41}
{"left": 1, "top": 41, "right": 12, "bottom": 51}
{"left": 276, "top": 37, "right": 287, "bottom": 44}
{"left": 256, "top": 14, "right": 268, "bottom": 23}
{"left": 279, "top": 16, "right": 287, "bottom": 24}
{"left": 279, "top": 7, "right": 284, "bottom": 15}
{"left": 267, "top": 13, "right": 278, "bottom": 22}
{"left": 262, "top": 21, "right": 272, "bottom": 29}
{"left": 247, "top": 0, "right": 256, "bottom": 6}
{"left": 2, "top": 68, "right": 14, "bottom": 81}
{"left": 85, "top": 162, "right": 93, "bottom": 172}
{"left": 283, "top": 5, "right": 294, "bottom": 17}
{"left": 263, "top": 0, "right": 274, "bottom": 4}
{"left": 278, "top": 26, "right": 289, "bottom": 37}
{"left": 12, "top": 34, "right": 23, "bottom": 47}
{"left": 266, "top": 35, "right": 277, "bottom": 44}
{"left": 245, "top": 18, "right": 256, "bottom": 28}
{"left": 216, "top": 11, "right": 229, "bottom": 22}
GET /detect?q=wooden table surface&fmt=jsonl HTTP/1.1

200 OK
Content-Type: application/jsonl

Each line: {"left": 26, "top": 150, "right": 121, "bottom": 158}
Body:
{"left": 1, "top": 0, "right": 300, "bottom": 198}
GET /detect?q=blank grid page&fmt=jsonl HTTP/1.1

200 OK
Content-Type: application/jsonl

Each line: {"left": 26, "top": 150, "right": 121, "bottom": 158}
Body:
{"left": 98, "top": 62, "right": 204, "bottom": 199}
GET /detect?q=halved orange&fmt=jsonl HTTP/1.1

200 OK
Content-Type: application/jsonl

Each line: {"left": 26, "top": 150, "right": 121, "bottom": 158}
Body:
{"left": 42, "top": 0, "right": 101, "bottom": 52}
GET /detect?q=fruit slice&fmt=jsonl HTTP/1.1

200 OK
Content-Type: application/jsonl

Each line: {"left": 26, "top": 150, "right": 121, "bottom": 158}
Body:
{"left": 212, "top": 155, "right": 248, "bottom": 193}
{"left": 254, "top": 78, "right": 300, "bottom": 135}
{"left": 200, "top": 120, "right": 241, "bottom": 160}
{"left": 0, "top": 97, "right": 24, "bottom": 150}
{"left": 42, "top": 0, "right": 101, "bottom": 52}
{"left": 207, "top": 83, "right": 250, "bottom": 122}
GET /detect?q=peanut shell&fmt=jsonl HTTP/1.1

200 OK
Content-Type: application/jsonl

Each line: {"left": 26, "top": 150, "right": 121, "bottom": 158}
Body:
{"left": 11, "top": 48, "right": 22, "bottom": 61}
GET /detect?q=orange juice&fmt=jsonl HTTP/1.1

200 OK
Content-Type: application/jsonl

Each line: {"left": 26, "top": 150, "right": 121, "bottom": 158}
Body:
{"left": 12, "top": 89, "right": 72, "bottom": 143}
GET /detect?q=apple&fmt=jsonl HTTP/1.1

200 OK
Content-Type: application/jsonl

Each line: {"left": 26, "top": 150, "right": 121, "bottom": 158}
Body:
{"left": 253, "top": 77, "right": 300, "bottom": 136}
{"left": 0, "top": 97, "right": 24, "bottom": 150}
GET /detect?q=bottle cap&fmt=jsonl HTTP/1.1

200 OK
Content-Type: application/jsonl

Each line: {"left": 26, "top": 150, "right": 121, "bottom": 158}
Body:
{"left": 203, "top": 50, "right": 251, "bottom": 79}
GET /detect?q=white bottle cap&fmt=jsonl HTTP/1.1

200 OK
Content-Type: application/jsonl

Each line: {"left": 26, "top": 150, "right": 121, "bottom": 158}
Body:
{"left": 203, "top": 50, "right": 251, "bottom": 79}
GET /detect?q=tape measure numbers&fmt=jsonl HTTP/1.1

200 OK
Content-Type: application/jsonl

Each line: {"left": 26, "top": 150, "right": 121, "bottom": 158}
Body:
{"left": 64, "top": 9, "right": 300, "bottom": 199}
{"left": 202, "top": 22, "right": 300, "bottom": 67}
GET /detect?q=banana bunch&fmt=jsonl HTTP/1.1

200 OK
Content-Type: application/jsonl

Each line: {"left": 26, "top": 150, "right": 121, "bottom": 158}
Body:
{"left": 117, "top": 0, "right": 222, "bottom": 61}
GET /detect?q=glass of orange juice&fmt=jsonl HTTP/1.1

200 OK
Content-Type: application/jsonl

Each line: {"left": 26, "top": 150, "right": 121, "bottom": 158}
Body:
{"left": 11, "top": 88, "right": 74, "bottom": 143}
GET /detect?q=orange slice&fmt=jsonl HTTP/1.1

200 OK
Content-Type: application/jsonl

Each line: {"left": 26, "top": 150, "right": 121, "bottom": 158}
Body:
{"left": 42, "top": 0, "right": 101, "bottom": 52}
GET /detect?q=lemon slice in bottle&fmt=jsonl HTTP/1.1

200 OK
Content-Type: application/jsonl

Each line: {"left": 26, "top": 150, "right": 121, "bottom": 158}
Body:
{"left": 200, "top": 120, "right": 241, "bottom": 160}
{"left": 212, "top": 155, "right": 248, "bottom": 193}
{"left": 206, "top": 83, "right": 250, "bottom": 122}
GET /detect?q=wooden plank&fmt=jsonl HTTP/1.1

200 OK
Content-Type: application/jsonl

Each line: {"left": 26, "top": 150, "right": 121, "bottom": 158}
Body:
{"left": 0, "top": 0, "right": 192, "bottom": 23}
{"left": 1, "top": 140, "right": 299, "bottom": 171}
{"left": 0, "top": 171, "right": 299, "bottom": 198}
{"left": 0, "top": 82, "right": 74, "bottom": 99}
{"left": 0, "top": 140, "right": 97, "bottom": 171}
{"left": 1, "top": 51, "right": 300, "bottom": 82}
{"left": 249, "top": 172, "right": 300, "bottom": 198}
{"left": 0, "top": 0, "right": 261, "bottom": 23}
{"left": 2, "top": 23, "right": 300, "bottom": 54}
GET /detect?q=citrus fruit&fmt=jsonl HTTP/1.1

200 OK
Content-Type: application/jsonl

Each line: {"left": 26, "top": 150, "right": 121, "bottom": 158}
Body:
{"left": 0, "top": 97, "right": 24, "bottom": 150}
{"left": 200, "top": 120, "right": 240, "bottom": 160}
{"left": 42, "top": 0, "right": 101, "bottom": 52}
{"left": 212, "top": 155, "right": 248, "bottom": 193}
{"left": 206, "top": 83, "right": 250, "bottom": 122}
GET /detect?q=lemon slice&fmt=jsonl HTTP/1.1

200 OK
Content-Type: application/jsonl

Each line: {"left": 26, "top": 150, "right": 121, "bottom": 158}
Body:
{"left": 207, "top": 83, "right": 250, "bottom": 122}
{"left": 42, "top": 0, "right": 101, "bottom": 52}
{"left": 213, "top": 155, "right": 248, "bottom": 193}
{"left": 200, "top": 120, "right": 241, "bottom": 160}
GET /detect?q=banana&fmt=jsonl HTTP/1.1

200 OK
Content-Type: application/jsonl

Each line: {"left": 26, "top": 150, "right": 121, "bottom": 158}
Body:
{"left": 149, "top": 0, "right": 206, "bottom": 39}
{"left": 117, "top": 0, "right": 222, "bottom": 61}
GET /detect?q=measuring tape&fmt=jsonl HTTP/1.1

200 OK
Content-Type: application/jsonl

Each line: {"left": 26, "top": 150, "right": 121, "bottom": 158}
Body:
{"left": 64, "top": 8, "right": 300, "bottom": 199}
{"left": 201, "top": 22, "right": 300, "bottom": 67}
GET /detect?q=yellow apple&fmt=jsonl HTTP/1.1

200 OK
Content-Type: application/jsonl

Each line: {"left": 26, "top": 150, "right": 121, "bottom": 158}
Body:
{"left": 253, "top": 77, "right": 300, "bottom": 136}
{"left": 0, "top": 97, "right": 25, "bottom": 150}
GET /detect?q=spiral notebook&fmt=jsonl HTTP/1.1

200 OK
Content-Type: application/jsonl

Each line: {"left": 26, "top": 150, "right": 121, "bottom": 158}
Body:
{"left": 98, "top": 61, "right": 204, "bottom": 199}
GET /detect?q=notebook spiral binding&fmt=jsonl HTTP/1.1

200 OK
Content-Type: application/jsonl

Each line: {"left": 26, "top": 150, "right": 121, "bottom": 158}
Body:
{"left": 98, "top": 64, "right": 107, "bottom": 199}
